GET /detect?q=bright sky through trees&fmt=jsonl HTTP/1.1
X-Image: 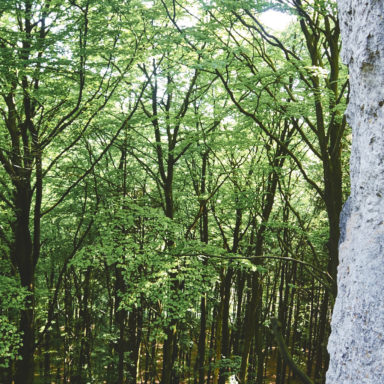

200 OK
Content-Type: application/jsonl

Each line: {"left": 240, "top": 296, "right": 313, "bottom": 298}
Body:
{"left": 259, "top": 10, "right": 295, "bottom": 31}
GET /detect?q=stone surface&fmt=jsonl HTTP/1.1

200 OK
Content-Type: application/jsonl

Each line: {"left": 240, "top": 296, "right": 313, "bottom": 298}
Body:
{"left": 326, "top": 1, "right": 384, "bottom": 383}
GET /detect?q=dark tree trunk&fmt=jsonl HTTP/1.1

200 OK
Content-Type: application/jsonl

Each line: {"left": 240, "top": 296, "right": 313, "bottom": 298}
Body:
{"left": 195, "top": 151, "right": 209, "bottom": 384}
{"left": 13, "top": 184, "right": 35, "bottom": 384}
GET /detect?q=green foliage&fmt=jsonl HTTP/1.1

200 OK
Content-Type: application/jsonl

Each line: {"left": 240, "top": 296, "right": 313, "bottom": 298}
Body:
{"left": 0, "top": 276, "right": 29, "bottom": 368}
{"left": 0, "top": 316, "right": 22, "bottom": 368}
{"left": 0, "top": 276, "right": 29, "bottom": 311}
{"left": 0, "top": 0, "right": 349, "bottom": 382}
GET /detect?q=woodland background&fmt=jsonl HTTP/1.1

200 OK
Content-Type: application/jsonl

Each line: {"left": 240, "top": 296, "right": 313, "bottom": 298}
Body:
{"left": 0, "top": 0, "right": 349, "bottom": 383}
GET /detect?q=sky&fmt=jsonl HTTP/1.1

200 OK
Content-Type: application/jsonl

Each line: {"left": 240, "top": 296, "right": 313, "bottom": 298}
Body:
{"left": 259, "top": 10, "right": 295, "bottom": 32}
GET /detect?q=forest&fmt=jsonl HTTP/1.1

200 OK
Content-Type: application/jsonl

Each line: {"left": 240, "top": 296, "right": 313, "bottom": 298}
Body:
{"left": 0, "top": 0, "right": 350, "bottom": 383}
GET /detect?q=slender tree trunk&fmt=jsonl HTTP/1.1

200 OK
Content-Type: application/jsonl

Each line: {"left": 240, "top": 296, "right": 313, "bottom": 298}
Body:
{"left": 196, "top": 294, "right": 207, "bottom": 383}
{"left": 276, "top": 263, "right": 286, "bottom": 384}
{"left": 314, "top": 292, "right": 329, "bottom": 384}
{"left": 213, "top": 279, "right": 225, "bottom": 384}
{"left": 196, "top": 151, "right": 209, "bottom": 384}
{"left": 78, "top": 268, "right": 92, "bottom": 382}
{"left": 127, "top": 308, "right": 142, "bottom": 383}
{"left": 238, "top": 273, "right": 259, "bottom": 383}
{"left": 207, "top": 314, "right": 216, "bottom": 384}
{"left": 232, "top": 270, "right": 245, "bottom": 357}
{"left": 13, "top": 184, "right": 35, "bottom": 384}
{"left": 115, "top": 265, "right": 127, "bottom": 384}
{"left": 218, "top": 268, "right": 233, "bottom": 384}
{"left": 254, "top": 283, "right": 264, "bottom": 384}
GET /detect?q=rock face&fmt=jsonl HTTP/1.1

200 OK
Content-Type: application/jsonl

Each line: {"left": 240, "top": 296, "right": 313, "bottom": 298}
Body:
{"left": 326, "top": 1, "right": 384, "bottom": 383}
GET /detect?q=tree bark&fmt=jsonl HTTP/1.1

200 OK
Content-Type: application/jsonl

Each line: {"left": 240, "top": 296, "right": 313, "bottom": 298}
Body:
{"left": 13, "top": 183, "right": 35, "bottom": 384}
{"left": 327, "top": 1, "right": 384, "bottom": 382}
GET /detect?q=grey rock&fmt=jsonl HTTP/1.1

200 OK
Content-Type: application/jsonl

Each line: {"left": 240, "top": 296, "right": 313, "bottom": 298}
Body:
{"left": 326, "top": 1, "right": 384, "bottom": 383}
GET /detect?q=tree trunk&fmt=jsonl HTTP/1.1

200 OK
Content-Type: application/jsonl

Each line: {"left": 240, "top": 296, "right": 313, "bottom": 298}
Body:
{"left": 127, "top": 307, "right": 142, "bottom": 383}
{"left": 196, "top": 294, "right": 207, "bottom": 383}
{"left": 327, "top": 1, "right": 384, "bottom": 382}
{"left": 218, "top": 268, "right": 233, "bottom": 384}
{"left": 213, "top": 279, "right": 225, "bottom": 384}
{"left": 196, "top": 151, "right": 209, "bottom": 384}
{"left": 238, "top": 273, "right": 259, "bottom": 383}
{"left": 231, "top": 270, "right": 245, "bottom": 357}
{"left": 115, "top": 266, "right": 127, "bottom": 384}
{"left": 13, "top": 184, "right": 35, "bottom": 384}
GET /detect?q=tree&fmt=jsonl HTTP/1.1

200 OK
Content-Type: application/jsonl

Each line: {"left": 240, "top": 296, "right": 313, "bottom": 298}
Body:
{"left": 0, "top": 1, "right": 351, "bottom": 383}
{"left": 0, "top": 1, "right": 144, "bottom": 382}
{"left": 190, "top": 1, "right": 348, "bottom": 380}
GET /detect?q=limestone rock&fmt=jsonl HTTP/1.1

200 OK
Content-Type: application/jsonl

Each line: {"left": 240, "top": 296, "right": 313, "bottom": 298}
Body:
{"left": 326, "top": 1, "right": 384, "bottom": 383}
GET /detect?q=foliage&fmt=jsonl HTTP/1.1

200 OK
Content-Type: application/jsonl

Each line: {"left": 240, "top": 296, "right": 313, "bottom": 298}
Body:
{"left": 0, "top": 0, "right": 349, "bottom": 383}
{"left": 0, "top": 276, "right": 29, "bottom": 367}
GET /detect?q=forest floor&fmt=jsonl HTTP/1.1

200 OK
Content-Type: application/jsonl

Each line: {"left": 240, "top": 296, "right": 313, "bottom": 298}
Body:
{"left": 33, "top": 346, "right": 305, "bottom": 383}
{"left": 263, "top": 354, "right": 304, "bottom": 384}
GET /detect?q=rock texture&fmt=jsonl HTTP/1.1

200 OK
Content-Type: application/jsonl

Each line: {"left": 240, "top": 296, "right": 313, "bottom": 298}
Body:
{"left": 326, "top": 1, "right": 384, "bottom": 383}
